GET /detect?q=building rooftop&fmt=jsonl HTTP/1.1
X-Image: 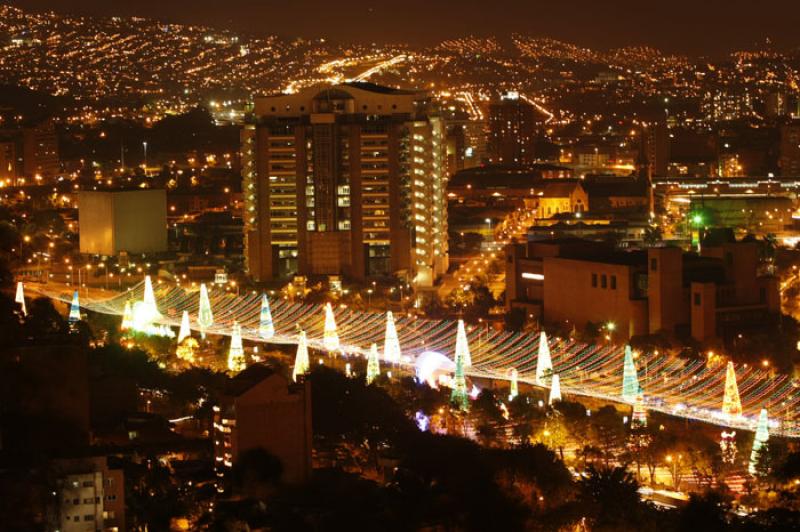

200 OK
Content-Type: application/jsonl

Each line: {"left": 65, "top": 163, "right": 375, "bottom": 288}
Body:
{"left": 541, "top": 180, "right": 583, "bottom": 198}
{"left": 225, "top": 364, "right": 278, "bottom": 397}
{"left": 342, "top": 81, "right": 417, "bottom": 95}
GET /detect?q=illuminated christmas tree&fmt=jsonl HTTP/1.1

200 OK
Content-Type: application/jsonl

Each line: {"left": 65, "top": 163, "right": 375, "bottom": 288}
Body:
{"left": 293, "top": 330, "right": 310, "bottom": 382}
{"left": 142, "top": 275, "right": 161, "bottom": 322}
{"left": 366, "top": 343, "right": 381, "bottom": 385}
{"left": 509, "top": 368, "right": 519, "bottom": 401}
{"left": 323, "top": 303, "right": 339, "bottom": 352}
{"left": 622, "top": 345, "right": 640, "bottom": 403}
{"left": 258, "top": 293, "right": 275, "bottom": 340}
{"left": 68, "top": 290, "right": 81, "bottom": 322}
{"left": 383, "top": 311, "right": 402, "bottom": 364}
{"left": 632, "top": 393, "right": 648, "bottom": 429}
{"left": 536, "top": 331, "right": 553, "bottom": 384}
{"left": 455, "top": 319, "right": 472, "bottom": 368}
{"left": 722, "top": 361, "right": 742, "bottom": 418}
{"left": 177, "top": 310, "right": 191, "bottom": 344}
{"left": 121, "top": 300, "right": 133, "bottom": 331}
{"left": 15, "top": 281, "right": 26, "bottom": 316}
{"left": 450, "top": 345, "right": 469, "bottom": 411}
{"left": 549, "top": 373, "right": 562, "bottom": 404}
{"left": 749, "top": 409, "right": 770, "bottom": 475}
{"left": 227, "top": 321, "right": 246, "bottom": 372}
{"left": 197, "top": 283, "right": 214, "bottom": 336}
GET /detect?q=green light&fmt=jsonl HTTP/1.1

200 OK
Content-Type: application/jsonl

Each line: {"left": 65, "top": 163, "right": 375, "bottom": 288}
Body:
{"left": 692, "top": 214, "right": 703, "bottom": 225}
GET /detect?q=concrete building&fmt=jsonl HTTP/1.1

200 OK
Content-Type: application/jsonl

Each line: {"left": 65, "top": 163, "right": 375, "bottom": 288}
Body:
{"left": 0, "top": 140, "right": 15, "bottom": 182}
{"left": 702, "top": 88, "right": 754, "bottom": 123}
{"left": 0, "top": 119, "right": 59, "bottom": 182}
{"left": 242, "top": 82, "right": 448, "bottom": 287}
{"left": 779, "top": 121, "right": 800, "bottom": 177}
{"left": 583, "top": 177, "right": 650, "bottom": 213}
{"left": 214, "top": 365, "right": 312, "bottom": 487}
{"left": 505, "top": 236, "right": 778, "bottom": 342}
{"left": 52, "top": 456, "right": 125, "bottom": 532}
{"left": 640, "top": 121, "right": 669, "bottom": 178}
{"left": 78, "top": 189, "right": 167, "bottom": 256}
{"left": 447, "top": 164, "right": 573, "bottom": 208}
{"left": 487, "top": 92, "right": 542, "bottom": 166}
{"left": 22, "top": 119, "right": 59, "bottom": 179}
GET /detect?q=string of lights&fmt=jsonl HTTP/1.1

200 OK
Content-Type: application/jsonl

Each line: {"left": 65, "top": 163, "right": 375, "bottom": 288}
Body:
{"left": 34, "top": 280, "right": 800, "bottom": 438}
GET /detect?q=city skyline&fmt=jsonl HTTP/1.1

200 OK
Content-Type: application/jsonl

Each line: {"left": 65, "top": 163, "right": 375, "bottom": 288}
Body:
{"left": 2, "top": 0, "right": 800, "bottom": 529}
{"left": 6, "top": 0, "right": 800, "bottom": 56}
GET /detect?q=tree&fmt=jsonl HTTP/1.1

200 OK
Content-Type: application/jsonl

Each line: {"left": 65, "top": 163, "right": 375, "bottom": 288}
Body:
{"left": 534, "top": 413, "right": 570, "bottom": 461}
{"left": 626, "top": 428, "right": 654, "bottom": 483}
{"left": 489, "top": 443, "right": 574, "bottom": 506}
{"left": 588, "top": 406, "right": 626, "bottom": 467}
{"left": 678, "top": 491, "right": 731, "bottom": 532}
{"left": 231, "top": 448, "right": 284, "bottom": 500}
{"left": 507, "top": 393, "right": 545, "bottom": 442}
{"left": 643, "top": 225, "right": 663, "bottom": 247}
{"left": 309, "top": 366, "right": 415, "bottom": 472}
{"left": 471, "top": 390, "right": 504, "bottom": 445}
{"left": 21, "top": 297, "right": 69, "bottom": 345}
{"left": 504, "top": 307, "right": 526, "bottom": 332}
{"left": 577, "top": 466, "right": 654, "bottom": 531}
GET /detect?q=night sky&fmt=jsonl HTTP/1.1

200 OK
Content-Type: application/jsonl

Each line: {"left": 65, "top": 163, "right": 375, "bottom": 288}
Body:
{"left": 7, "top": 0, "right": 800, "bottom": 56}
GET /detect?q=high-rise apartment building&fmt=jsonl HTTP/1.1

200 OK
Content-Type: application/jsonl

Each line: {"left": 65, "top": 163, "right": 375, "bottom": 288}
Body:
{"left": 0, "top": 119, "right": 59, "bottom": 182}
{"left": 701, "top": 88, "right": 754, "bottom": 123}
{"left": 487, "top": 92, "right": 540, "bottom": 166}
{"left": 22, "top": 119, "right": 59, "bottom": 179}
{"left": 779, "top": 121, "right": 800, "bottom": 176}
{"left": 0, "top": 140, "right": 15, "bottom": 182}
{"left": 241, "top": 82, "right": 448, "bottom": 287}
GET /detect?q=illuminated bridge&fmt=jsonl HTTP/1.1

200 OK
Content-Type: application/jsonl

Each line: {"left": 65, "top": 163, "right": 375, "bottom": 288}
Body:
{"left": 32, "top": 280, "right": 800, "bottom": 438}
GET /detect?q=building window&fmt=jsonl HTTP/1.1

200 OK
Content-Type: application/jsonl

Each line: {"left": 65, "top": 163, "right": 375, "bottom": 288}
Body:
{"left": 650, "top": 258, "right": 658, "bottom": 271}
{"left": 591, "top": 273, "right": 597, "bottom": 287}
{"left": 610, "top": 275, "right": 617, "bottom": 290}
{"left": 694, "top": 293, "right": 701, "bottom": 306}
{"left": 601, "top": 275, "right": 607, "bottom": 289}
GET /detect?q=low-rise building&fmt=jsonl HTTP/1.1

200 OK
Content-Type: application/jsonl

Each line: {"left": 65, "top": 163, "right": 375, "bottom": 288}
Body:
{"left": 213, "top": 365, "right": 312, "bottom": 489}
{"left": 535, "top": 181, "right": 588, "bottom": 218}
{"left": 505, "top": 234, "right": 778, "bottom": 343}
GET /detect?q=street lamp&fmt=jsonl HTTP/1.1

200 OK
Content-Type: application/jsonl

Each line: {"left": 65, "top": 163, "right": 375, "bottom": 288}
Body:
{"left": 98, "top": 262, "right": 108, "bottom": 290}
{"left": 142, "top": 141, "right": 148, "bottom": 175}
